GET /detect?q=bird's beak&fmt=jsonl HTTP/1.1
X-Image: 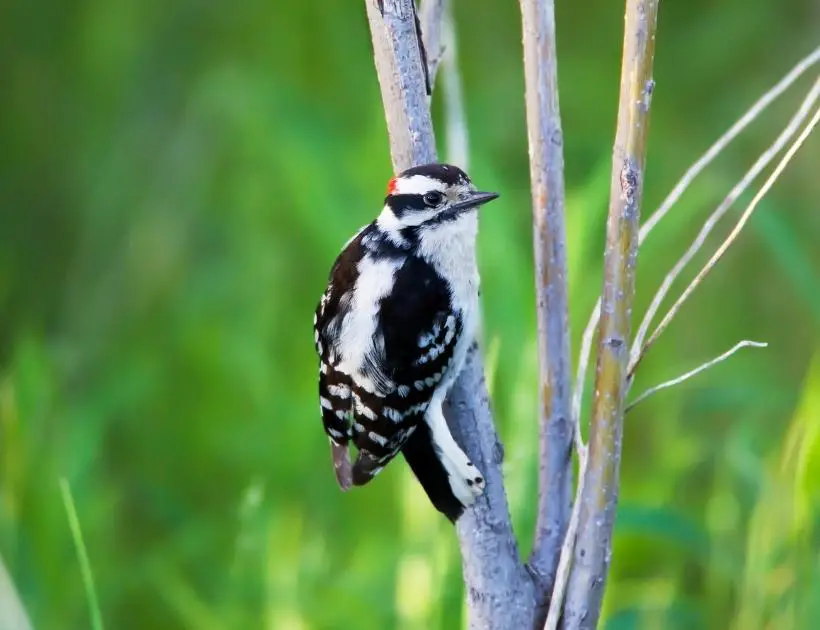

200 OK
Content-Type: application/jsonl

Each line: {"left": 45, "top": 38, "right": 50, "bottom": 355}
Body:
{"left": 449, "top": 191, "right": 500, "bottom": 213}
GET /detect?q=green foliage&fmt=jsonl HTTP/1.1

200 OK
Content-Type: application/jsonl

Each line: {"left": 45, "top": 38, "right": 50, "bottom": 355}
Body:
{"left": 1, "top": 1, "right": 819, "bottom": 629}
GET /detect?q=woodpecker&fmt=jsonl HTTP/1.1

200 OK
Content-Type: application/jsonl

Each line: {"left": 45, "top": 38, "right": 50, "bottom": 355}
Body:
{"left": 313, "top": 163, "right": 499, "bottom": 521}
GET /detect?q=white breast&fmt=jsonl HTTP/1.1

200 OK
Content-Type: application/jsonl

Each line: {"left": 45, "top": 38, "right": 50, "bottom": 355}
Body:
{"left": 418, "top": 213, "right": 479, "bottom": 310}
{"left": 417, "top": 214, "right": 481, "bottom": 369}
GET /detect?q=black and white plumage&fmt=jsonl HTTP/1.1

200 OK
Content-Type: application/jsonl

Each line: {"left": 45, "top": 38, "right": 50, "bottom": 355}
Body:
{"left": 313, "top": 163, "right": 499, "bottom": 521}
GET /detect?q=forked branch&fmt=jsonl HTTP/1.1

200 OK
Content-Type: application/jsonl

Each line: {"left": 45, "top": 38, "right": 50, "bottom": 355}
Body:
{"left": 573, "top": 46, "right": 820, "bottom": 424}
{"left": 631, "top": 83, "right": 820, "bottom": 373}
{"left": 562, "top": 1, "right": 660, "bottom": 629}
{"left": 365, "top": 2, "right": 533, "bottom": 628}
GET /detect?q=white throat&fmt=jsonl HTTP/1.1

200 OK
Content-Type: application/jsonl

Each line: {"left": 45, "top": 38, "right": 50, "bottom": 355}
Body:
{"left": 417, "top": 213, "right": 480, "bottom": 312}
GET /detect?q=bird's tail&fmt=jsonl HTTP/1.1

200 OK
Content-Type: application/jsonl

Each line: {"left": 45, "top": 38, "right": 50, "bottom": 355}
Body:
{"left": 400, "top": 422, "right": 471, "bottom": 522}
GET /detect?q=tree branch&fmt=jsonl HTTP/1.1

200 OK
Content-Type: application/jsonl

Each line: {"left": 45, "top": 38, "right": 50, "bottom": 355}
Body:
{"left": 543, "top": 444, "right": 586, "bottom": 630}
{"left": 365, "top": 2, "right": 534, "bottom": 628}
{"left": 367, "top": 0, "right": 437, "bottom": 167}
{"left": 634, "top": 102, "right": 820, "bottom": 366}
{"left": 639, "top": 46, "right": 820, "bottom": 239}
{"left": 562, "top": 0, "right": 660, "bottom": 628}
{"left": 625, "top": 340, "right": 768, "bottom": 413}
{"left": 419, "top": 0, "right": 445, "bottom": 89}
{"left": 629, "top": 77, "right": 820, "bottom": 374}
{"left": 440, "top": 3, "right": 469, "bottom": 168}
{"left": 573, "top": 46, "right": 820, "bottom": 424}
{"left": 519, "top": 0, "right": 574, "bottom": 609}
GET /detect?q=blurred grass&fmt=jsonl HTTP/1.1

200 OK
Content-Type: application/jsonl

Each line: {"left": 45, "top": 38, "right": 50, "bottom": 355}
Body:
{"left": 1, "top": 0, "right": 819, "bottom": 629}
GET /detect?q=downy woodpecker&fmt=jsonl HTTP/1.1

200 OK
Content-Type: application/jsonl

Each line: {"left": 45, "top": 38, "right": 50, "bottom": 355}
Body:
{"left": 313, "top": 163, "right": 498, "bottom": 521}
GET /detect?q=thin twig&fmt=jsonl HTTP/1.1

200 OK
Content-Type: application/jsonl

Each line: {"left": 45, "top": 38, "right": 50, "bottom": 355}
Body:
{"left": 572, "top": 301, "right": 599, "bottom": 427}
{"left": 544, "top": 447, "right": 586, "bottom": 630}
{"left": 636, "top": 104, "right": 820, "bottom": 364}
{"left": 562, "top": 0, "right": 660, "bottom": 627}
{"left": 640, "top": 46, "right": 820, "bottom": 238}
{"left": 440, "top": 1, "right": 469, "bottom": 168}
{"left": 519, "top": 0, "right": 574, "bottom": 598}
{"left": 573, "top": 47, "right": 820, "bottom": 426}
{"left": 630, "top": 77, "right": 820, "bottom": 374}
{"left": 419, "top": 0, "right": 445, "bottom": 89}
{"left": 625, "top": 340, "right": 768, "bottom": 412}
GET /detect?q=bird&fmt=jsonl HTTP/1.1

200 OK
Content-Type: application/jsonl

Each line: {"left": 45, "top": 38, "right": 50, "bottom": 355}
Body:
{"left": 313, "top": 162, "right": 499, "bottom": 521}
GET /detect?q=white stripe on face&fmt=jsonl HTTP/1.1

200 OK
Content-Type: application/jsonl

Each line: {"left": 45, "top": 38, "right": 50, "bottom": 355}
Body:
{"left": 392, "top": 175, "right": 444, "bottom": 196}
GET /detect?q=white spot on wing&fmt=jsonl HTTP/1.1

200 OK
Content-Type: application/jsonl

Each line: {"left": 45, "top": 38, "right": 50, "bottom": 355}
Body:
{"left": 368, "top": 431, "right": 388, "bottom": 447}
{"left": 357, "top": 402, "right": 377, "bottom": 421}
{"left": 327, "top": 384, "right": 350, "bottom": 399}
{"left": 383, "top": 407, "right": 403, "bottom": 422}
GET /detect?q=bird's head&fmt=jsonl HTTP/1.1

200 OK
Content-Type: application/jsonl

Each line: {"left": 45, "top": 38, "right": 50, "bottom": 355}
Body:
{"left": 376, "top": 163, "right": 499, "bottom": 240}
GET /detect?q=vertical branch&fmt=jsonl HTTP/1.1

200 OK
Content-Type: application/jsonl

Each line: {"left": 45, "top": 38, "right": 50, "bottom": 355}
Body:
{"left": 419, "top": 0, "right": 445, "bottom": 88}
{"left": 562, "top": 0, "right": 660, "bottom": 628}
{"left": 367, "top": 0, "right": 437, "bottom": 168}
{"left": 441, "top": 3, "right": 470, "bottom": 168}
{"left": 365, "top": 2, "right": 535, "bottom": 628}
{"left": 519, "top": 0, "right": 573, "bottom": 605}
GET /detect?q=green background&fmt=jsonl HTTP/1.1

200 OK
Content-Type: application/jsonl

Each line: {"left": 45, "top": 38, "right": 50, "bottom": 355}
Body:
{"left": 2, "top": 0, "right": 819, "bottom": 629}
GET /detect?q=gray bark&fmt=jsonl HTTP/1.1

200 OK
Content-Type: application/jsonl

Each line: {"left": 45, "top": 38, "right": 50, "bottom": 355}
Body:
{"left": 562, "top": 0, "right": 660, "bottom": 628}
{"left": 364, "top": 1, "right": 535, "bottom": 628}
{"left": 519, "top": 0, "right": 574, "bottom": 610}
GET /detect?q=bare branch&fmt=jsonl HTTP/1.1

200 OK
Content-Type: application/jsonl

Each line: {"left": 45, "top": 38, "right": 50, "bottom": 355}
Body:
{"left": 366, "top": 0, "right": 437, "bottom": 168}
{"left": 519, "top": 0, "right": 574, "bottom": 598}
{"left": 630, "top": 77, "right": 820, "bottom": 374}
{"left": 544, "top": 446, "right": 586, "bottom": 630}
{"left": 635, "top": 104, "right": 820, "bottom": 367}
{"left": 639, "top": 46, "right": 820, "bottom": 238}
{"left": 573, "top": 47, "right": 820, "bottom": 426}
{"left": 625, "top": 340, "right": 768, "bottom": 413}
{"left": 562, "top": 0, "right": 660, "bottom": 627}
{"left": 441, "top": 4, "right": 469, "bottom": 168}
{"left": 572, "top": 301, "right": 599, "bottom": 427}
{"left": 0, "top": 556, "right": 33, "bottom": 630}
{"left": 364, "top": 3, "right": 534, "bottom": 628}
{"left": 419, "top": 0, "right": 445, "bottom": 88}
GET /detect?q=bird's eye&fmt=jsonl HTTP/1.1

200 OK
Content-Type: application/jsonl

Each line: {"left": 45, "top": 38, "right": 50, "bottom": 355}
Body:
{"left": 423, "top": 191, "right": 444, "bottom": 206}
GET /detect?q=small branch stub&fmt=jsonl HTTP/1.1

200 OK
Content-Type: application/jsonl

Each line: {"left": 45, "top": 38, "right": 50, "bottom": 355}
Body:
{"left": 626, "top": 340, "right": 768, "bottom": 412}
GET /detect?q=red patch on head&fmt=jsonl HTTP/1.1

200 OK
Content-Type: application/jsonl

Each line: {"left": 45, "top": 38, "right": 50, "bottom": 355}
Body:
{"left": 386, "top": 176, "right": 398, "bottom": 196}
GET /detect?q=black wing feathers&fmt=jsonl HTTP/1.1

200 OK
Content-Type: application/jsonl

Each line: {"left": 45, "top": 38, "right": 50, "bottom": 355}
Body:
{"left": 315, "top": 229, "right": 466, "bottom": 515}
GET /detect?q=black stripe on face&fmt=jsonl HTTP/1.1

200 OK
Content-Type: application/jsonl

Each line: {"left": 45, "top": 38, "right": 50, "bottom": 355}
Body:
{"left": 385, "top": 193, "right": 429, "bottom": 218}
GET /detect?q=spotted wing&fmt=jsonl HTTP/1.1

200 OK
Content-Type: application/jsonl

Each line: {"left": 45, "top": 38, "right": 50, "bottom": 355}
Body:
{"left": 348, "top": 255, "right": 463, "bottom": 486}
{"left": 314, "top": 228, "right": 371, "bottom": 489}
